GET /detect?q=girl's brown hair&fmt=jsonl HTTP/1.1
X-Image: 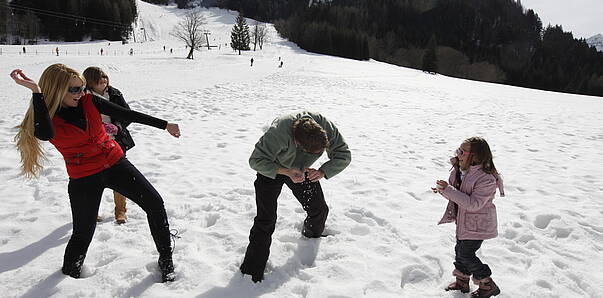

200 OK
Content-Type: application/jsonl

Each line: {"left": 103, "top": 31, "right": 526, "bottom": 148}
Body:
{"left": 82, "top": 66, "right": 108, "bottom": 92}
{"left": 465, "top": 136, "right": 498, "bottom": 175}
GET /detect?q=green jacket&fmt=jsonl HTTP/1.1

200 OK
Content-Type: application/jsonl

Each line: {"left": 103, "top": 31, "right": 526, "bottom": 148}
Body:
{"left": 249, "top": 111, "right": 351, "bottom": 179}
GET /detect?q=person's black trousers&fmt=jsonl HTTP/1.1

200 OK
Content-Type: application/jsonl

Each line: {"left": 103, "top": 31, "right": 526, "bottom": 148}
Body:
{"left": 62, "top": 158, "right": 172, "bottom": 277}
{"left": 454, "top": 239, "right": 492, "bottom": 280}
{"left": 240, "top": 173, "right": 329, "bottom": 281}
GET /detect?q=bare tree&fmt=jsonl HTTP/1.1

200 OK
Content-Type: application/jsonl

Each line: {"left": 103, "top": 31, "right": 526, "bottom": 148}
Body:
{"left": 251, "top": 21, "right": 268, "bottom": 51}
{"left": 251, "top": 20, "right": 259, "bottom": 51}
{"left": 171, "top": 9, "right": 206, "bottom": 59}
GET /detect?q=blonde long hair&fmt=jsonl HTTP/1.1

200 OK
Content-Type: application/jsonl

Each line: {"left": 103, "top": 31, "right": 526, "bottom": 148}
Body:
{"left": 14, "top": 64, "right": 86, "bottom": 178}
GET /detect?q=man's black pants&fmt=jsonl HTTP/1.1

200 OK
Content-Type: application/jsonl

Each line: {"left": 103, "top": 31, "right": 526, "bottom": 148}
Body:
{"left": 454, "top": 239, "right": 492, "bottom": 280}
{"left": 240, "top": 173, "right": 329, "bottom": 281}
{"left": 62, "top": 158, "right": 171, "bottom": 277}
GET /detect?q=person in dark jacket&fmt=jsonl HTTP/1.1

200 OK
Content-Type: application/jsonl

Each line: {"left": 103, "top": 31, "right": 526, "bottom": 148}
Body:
{"left": 240, "top": 111, "right": 351, "bottom": 283}
{"left": 83, "top": 67, "right": 134, "bottom": 224}
{"left": 9, "top": 64, "right": 181, "bottom": 282}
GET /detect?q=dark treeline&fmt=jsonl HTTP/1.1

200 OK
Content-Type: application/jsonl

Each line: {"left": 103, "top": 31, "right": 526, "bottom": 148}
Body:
{"left": 142, "top": 0, "right": 217, "bottom": 9}
{"left": 142, "top": 0, "right": 170, "bottom": 4}
{"left": 215, "top": 0, "right": 306, "bottom": 22}
{"left": 142, "top": 0, "right": 187, "bottom": 8}
{"left": 1, "top": 0, "right": 136, "bottom": 42}
{"left": 218, "top": 0, "right": 603, "bottom": 97}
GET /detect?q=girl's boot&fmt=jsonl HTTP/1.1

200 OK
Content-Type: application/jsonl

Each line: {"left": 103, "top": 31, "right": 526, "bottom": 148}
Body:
{"left": 114, "top": 192, "right": 127, "bottom": 224}
{"left": 445, "top": 269, "right": 470, "bottom": 293}
{"left": 471, "top": 277, "right": 501, "bottom": 298}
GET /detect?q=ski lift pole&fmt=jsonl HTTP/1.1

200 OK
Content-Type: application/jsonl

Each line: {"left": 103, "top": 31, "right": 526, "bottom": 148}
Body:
{"left": 140, "top": 28, "right": 147, "bottom": 42}
{"left": 204, "top": 30, "right": 211, "bottom": 50}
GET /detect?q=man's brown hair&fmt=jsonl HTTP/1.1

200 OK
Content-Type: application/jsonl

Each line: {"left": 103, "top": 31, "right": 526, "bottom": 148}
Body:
{"left": 293, "top": 118, "right": 328, "bottom": 153}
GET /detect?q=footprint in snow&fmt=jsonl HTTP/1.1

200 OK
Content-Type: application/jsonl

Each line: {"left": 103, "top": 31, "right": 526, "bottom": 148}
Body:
{"left": 533, "top": 214, "right": 561, "bottom": 229}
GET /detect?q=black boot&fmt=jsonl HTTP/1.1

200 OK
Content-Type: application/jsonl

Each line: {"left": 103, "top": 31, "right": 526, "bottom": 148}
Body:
{"left": 147, "top": 210, "right": 175, "bottom": 282}
{"left": 61, "top": 253, "right": 86, "bottom": 278}
{"left": 240, "top": 262, "right": 264, "bottom": 283}
{"left": 302, "top": 226, "right": 321, "bottom": 238}
{"left": 158, "top": 252, "right": 175, "bottom": 282}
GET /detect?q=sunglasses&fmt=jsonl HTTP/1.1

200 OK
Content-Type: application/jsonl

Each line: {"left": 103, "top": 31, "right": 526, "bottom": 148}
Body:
{"left": 455, "top": 148, "right": 473, "bottom": 156}
{"left": 67, "top": 86, "right": 85, "bottom": 94}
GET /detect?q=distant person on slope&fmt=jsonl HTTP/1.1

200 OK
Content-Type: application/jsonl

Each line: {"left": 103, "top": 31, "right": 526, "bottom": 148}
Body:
{"left": 432, "top": 137, "right": 504, "bottom": 298}
{"left": 240, "top": 111, "right": 351, "bottom": 283}
{"left": 9, "top": 64, "right": 181, "bottom": 282}
{"left": 83, "top": 66, "right": 134, "bottom": 224}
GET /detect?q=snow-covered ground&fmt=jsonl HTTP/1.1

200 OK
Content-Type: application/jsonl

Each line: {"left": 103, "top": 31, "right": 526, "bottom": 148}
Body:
{"left": 1, "top": 1, "right": 602, "bottom": 297}
{"left": 587, "top": 34, "right": 603, "bottom": 52}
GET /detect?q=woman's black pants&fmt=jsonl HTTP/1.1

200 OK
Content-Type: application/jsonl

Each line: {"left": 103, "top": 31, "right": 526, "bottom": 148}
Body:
{"left": 62, "top": 158, "right": 171, "bottom": 277}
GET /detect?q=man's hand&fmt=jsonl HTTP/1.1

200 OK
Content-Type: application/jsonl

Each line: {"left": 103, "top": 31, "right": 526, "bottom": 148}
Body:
{"left": 279, "top": 168, "right": 305, "bottom": 183}
{"left": 288, "top": 168, "right": 305, "bottom": 183}
{"left": 306, "top": 168, "right": 325, "bottom": 182}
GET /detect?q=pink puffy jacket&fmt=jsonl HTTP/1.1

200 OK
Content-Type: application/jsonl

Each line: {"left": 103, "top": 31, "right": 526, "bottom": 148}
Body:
{"left": 438, "top": 164, "right": 505, "bottom": 240}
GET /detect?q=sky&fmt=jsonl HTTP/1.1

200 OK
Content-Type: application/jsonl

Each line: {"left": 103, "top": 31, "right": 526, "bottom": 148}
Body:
{"left": 0, "top": 1, "right": 602, "bottom": 297}
{"left": 519, "top": 0, "right": 603, "bottom": 39}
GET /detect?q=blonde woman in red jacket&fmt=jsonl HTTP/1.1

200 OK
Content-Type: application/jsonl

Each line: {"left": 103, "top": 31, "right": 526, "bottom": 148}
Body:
{"left": 432, "top": 137, "right": 505, "bottom": 298}
{"left": 9, "top": 64, "right": 181, "bottom": 282}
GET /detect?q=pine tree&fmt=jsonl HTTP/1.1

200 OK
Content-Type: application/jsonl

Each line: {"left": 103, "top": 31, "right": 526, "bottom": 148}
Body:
{"left": 0, "top": 0, "right": 8, "bottom": 43}
{"left": 231, "top": 14, "right": 250, "bottom": 55}
{"left": 422, "top": 35, "right": 438, "bottom": 74}
{"left": 175, "top": 0, "right": 189, "bottom": 9}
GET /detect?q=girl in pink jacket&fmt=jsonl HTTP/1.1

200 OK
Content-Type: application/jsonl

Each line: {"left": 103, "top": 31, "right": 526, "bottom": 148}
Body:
{"left": 432, "top": 137, "right": 505, "bottom": 298}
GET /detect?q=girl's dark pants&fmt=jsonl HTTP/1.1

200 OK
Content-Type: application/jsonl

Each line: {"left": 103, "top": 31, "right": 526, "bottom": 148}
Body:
{"left": 62, "top": 158, "right": 171, "bottom": 276}
{"left": 454, "top": 239, "right": 492, "bottom": 279}
{"left": 240, "top": 173, "right": 329, "bottom": 281}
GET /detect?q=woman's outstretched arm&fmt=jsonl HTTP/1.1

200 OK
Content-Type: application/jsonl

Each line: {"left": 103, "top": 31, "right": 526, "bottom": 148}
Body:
{"left": 91, "top": 95, "right": 180, "bottom": 138}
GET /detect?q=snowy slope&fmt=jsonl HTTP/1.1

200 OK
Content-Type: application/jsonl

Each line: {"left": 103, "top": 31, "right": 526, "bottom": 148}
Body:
{"left": 587, "top": 34, "right": 603, "bottom": 52}
{"left": 1, "top": 1, "right": 602, "bottom": 297}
